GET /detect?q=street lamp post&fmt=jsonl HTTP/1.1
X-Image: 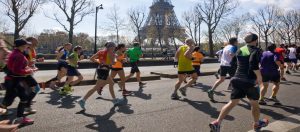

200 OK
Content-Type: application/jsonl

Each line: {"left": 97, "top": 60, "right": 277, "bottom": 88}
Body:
{"left": 94, "top": 4, "right": 103, "bottom": 54}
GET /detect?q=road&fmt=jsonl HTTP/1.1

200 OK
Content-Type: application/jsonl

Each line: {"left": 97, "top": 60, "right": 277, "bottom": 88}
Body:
{"left": 0, "top": 72, "right": 299, "bottom": 132}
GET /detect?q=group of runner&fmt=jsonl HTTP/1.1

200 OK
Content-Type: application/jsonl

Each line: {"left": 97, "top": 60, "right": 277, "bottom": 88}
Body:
{"left": 0, "top": 37, "right": 147, "bottom": 131}
{"left": 173, "top": 33, "right": 300, "bottom": 132}
{"left": 0, "top": 33, "right": 299, "bottom": 131}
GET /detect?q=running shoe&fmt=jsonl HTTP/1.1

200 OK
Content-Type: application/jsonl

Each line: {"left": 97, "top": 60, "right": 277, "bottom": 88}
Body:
{"left": 122, "top": 90, "right": 131, "bottom": 96}
{"left": 113, "top": 98, "right": 124, "bottom": 106}
{"left": 0, "top": 109, "right": 13, "bottom": 116}
{"left": 286, "top": 70, "right": 291, "bottom": 74}
{"left": 207, "top": 90, "right": 214, "bottom": 101}
{"left": 139, "top": 82, "right": 146, "bottom": 87}
{"left": 97, "top": 87, "right": 103, "bottom": 95}
{"left": 13, "top": 117, "right": 34, "bottom": 125}
{"left": 253, "top": 118, "right": 269, "bottom": 131}
{"left": 209, "top": 120, "right": 220, "bottom": 132}
{"left": 59, "top": 88, "right": 67, "bottom": 95}
{"left": 258, "top": 99, "right": 267, "bottom": 105}
{"left": 281, "top": 77, "right": 287, "bottom": 81}
{"left": 268, "top": 96, "right": 280, "bottom": 103}
{"left": 77, "top": 99, "right": 86, "bottom": 110}
{"left": 24, "top": 107, "right": 37, "bottom": 114}
{"left": 179, "top": 87, "right": 187, "bottom": 96}
{"left": 171, "top": 93, "right": 181, "bottom": 100}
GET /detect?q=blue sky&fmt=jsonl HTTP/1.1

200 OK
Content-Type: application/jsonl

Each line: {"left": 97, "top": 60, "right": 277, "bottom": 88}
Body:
{"left": 1, "top": 0, "right": 300, "bottom": 37}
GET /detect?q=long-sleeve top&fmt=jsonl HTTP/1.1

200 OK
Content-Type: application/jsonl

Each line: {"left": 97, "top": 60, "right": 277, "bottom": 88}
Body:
{"left": 7, "top": 49, "right": 32, "bottom": 76}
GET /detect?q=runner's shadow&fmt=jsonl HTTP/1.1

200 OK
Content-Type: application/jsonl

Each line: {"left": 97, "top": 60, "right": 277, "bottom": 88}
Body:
{"left": 131, "top": 87, "right": 152, "bottom": 100}
{"left": 191, "top": 83, "right": 226, "bottom": 96}
{"left": 280, "top": 81, "right": 300, "bottom": 85}
{"left": 77, "top": 106, "right": 125, "bottom": 132}
{"left": 96, "top": 96, "right": 113, "bottom": 102}
{"left": 58, "top": 95, "right": 81, "bottom": 109}
{"left": 116, "top": 97, "right": 134, "bottom": 115}
{"left": 46, "top": 90, "right": 63, "bottom": 106}
{"left": 180, "top": 98, "right": 234, "bottom": 121}
{"left": 238, "top": 101, "right": 300, "bottom": 124}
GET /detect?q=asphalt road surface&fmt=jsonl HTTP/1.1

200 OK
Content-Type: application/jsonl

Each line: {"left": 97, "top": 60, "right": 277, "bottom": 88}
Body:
{"left": 0, "top": 72, "right": 299, "bottom": 132}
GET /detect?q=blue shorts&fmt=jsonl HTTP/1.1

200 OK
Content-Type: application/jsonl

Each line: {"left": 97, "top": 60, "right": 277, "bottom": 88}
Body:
{"left": 290, "top": 59, "right": 298, "bottom": 64}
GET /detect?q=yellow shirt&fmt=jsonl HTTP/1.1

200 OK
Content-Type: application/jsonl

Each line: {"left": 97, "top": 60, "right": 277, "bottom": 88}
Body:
{"left": 192, "top": 52, "right": 204, "bottom": 66}
{"left": 178, "top": 45, "right": 194, "bottom": 72}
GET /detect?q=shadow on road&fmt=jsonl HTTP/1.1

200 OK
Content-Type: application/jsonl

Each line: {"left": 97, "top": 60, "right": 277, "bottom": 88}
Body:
{"left": 131, "top": 87, "right": 152, "bottom": 100}
{"left": 45, "top": 90, "right": 80, "bottom": 109}
{"left": 180, "top": 98, "right": 234, "bottom": 121}
{"left": 76, "top": 104, "right": 130, "bottom": 132}
{"left": 191, "top": 82, "right": 226, "bottom": 96}
{"left": 237, "top": 99, "right": 300, "bottom": 124}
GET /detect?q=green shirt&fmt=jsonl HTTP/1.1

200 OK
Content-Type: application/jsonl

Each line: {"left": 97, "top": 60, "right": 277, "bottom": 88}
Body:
{"left": 68, "top": 52, "right": 79, "bottom": 67}
{"left": 126, "top": 47, "right": 142, "bottom": 62}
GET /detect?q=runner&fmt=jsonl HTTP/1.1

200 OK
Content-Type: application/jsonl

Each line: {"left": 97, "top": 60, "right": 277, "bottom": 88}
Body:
{"left": 214, "top": 46, "right": 224, "bottom": 79}
{"left": 275, "top": 44, "right": 287, "bottom": 81}
{"left": 59, "top": 45, "right": 83, "bottom": 95}
{"left": 192, "top": 46, "right": 204, "bottom": 84}
{"left": 288, "top": 44, "right": 297, "bottom": 72}
{"left": 77, "top": 42, "right": 123, "bottom": 110}
{"left": 209, "top": 33, "right": 268, "bottom": 132}
{"left": 97, "top": 44, "right": 130, "bottom": 96}
{"left": 171, "top": 38, "right": 197, "bottom": 100}
{"left": 1, "top": 39, "right": 36, "bottom": 125}
{"left": 22, "top": 37, "right": 40, "bottom": 114}
{"left": 46, "top": 43, "right": 72, "bottom": 89}
{"left": 0, "top": 39, "right": 10, "bottom": 73}
{"left": 124, "top": 42, "right": 146, "bottom": 87}
{"left": 284, "top": 45, "right": 292, "bottom": 74}
{"left": 207, "top": 37, "right": 238, "bottom": 101}
{"left": 259, "top": 44, "right": 283, "bottom": 105}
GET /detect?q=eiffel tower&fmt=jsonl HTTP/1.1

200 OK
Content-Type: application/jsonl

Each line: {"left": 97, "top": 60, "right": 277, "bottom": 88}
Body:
{"left": 139, "top": 0, "right": 186, "bottom": 50}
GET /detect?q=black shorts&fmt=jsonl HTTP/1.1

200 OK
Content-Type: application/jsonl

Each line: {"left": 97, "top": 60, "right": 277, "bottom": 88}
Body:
{"left": 57, "top": 61, "right": 68, "bottom": 70}
{"left": 24, "top": 75, "right": 38, "bottom": 87}
{"left": 67, "top": 66, "right": 81, "bottom": 76}
{"left": 229, "top": 77, "right": 259, "bottom": 100}
{"left": 193, "top": 65, "right": 201, "bottom": 76}
{"left": 262, "top": 73, "right": 280, "bottom": 83}
{"left": 97, "top": 68, "right": 110, "bottom": 80}
{"left": 130, "top": 62, "right": 140, "bottom": 73}
{"left": 220, "top": 66, "right": 235, "bottom": 77}
{"left": 178, "top": 70, "right": 196, "bottom": 75}
{"left": 284, "top": 58, "right": 291, "bottom": 62}
{"left": 111, "top": 68, "right": 124, "bottom": 71}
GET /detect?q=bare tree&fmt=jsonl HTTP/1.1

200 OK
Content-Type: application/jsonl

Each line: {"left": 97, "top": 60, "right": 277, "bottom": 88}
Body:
{"left": 128, "top": 6, "right": 146, "bottom": 44}
{"left": 0, "top": 0, "right": 44, "bottom": 39}
{"left": 48, "top": 0, "right": 93, "bottom": 44}
{"left": 219, "top": 14, "right": 249, "bottom": 41}
{"left": 0, "top": 16, "right": 9, "bottom": 34}
{"left": 276, "top": 10, "right": 296, "bottom": 45}
{"left": 195, "top": 0, "right": 238, "bottom": 57}
{"left": 182, "top": 10, "right": 202, "bottom": 46}
{"left": 250, "top": 4, "right": 279, "bottom": 49}
{"left": 106, "top": 4, "right": 126, "bottom": 44}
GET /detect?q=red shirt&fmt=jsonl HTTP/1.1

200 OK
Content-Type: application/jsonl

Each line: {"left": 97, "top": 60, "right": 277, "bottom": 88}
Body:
{"left": 275, "top": 47, "right": 285, "bottom": 61}
{"left": 7, "top": 49, "right": 32, "bottom": 76}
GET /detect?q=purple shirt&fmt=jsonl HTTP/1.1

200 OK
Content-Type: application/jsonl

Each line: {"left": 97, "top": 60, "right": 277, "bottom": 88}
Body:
{"left": 260, "top": 51, "right": 279, "bottom": 75}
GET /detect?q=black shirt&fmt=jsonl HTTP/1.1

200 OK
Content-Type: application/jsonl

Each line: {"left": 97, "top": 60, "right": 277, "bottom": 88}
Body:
{"left": 234, "top": 45, "right": 261, "bottom": 80}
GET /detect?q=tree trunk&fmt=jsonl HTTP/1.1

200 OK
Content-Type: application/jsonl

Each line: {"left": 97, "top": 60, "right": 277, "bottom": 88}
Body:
{"left": 264, "top": 35, "right": 268, "bottom": 50}
{"left": 14, "top": 18, "right": 20, "bottom": 40}
{"left": 208, "top": 28, "right": 214, "bottom": 57}
{"left": 117, "top": 30, "right": 119, "bottom": 44}
{"left": 69, "top": 25, "right": 74, "bottom": 44}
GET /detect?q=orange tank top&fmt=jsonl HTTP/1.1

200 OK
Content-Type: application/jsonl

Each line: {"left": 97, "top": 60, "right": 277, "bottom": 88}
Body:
{"left": 112, "top": 52, "right": 125, "bottom": 68}
{"left": 97, "top": 50, "right": 112, "bottom": 65}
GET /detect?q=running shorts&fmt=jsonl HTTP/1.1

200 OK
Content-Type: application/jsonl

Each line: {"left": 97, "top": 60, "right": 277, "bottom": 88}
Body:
{"left": 229, "top": 77, "right": 259, "bottom": 100}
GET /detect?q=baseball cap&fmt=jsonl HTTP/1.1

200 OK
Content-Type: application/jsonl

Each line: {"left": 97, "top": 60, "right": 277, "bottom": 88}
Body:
{"left": 15, "top": 39, "right": 32, "bottom": 47}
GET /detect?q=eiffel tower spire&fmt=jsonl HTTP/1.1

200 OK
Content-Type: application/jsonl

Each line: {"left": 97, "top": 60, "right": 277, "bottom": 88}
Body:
{"left": 139, "top": 0, "right": 186, "bottom": 50}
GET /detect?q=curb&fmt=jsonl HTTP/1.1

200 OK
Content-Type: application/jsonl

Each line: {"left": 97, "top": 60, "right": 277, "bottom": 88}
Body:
{"left": 150, "top": 71, "right": 217, "bottom": 79}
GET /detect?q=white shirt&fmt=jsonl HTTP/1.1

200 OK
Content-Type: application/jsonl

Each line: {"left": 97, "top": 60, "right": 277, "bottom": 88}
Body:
{"left": 216, "top": 49, "right": 223, "bottom": 62}
{"left": 220, "top": 45, "right": 236, "bottom": 66}
{"left": 288, "top": 47, "right": 297, "bottom": 59}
